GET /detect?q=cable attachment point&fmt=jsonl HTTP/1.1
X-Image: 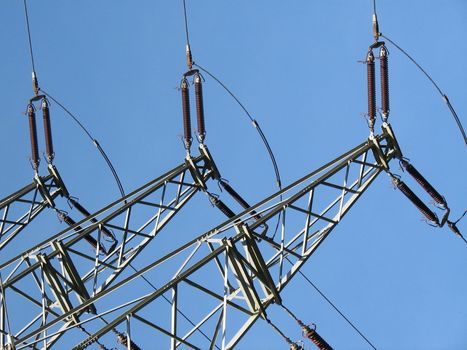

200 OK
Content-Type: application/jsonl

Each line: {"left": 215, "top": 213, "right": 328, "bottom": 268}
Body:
{"left": 32, "top": 71, "right": 39, "bottom": 95}
{"left": 186, "top": 44, "right": 193, "bottom": 70}
{"left": 372, "top": 13, "right": 380, "bottom": 42}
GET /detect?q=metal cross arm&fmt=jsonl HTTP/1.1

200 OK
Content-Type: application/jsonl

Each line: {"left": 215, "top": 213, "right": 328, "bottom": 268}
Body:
{"left": 0, "top": 148, "right": 223, "bottom": 349}
{"left": 11, "top": 127, "right": 398, "bottom": 350}
{"left": 0, "top": 164, "right": 69, "bottom": 252}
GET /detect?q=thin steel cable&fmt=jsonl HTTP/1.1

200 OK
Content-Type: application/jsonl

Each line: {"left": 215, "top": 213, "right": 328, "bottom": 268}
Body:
{"left": 286, "top": 258, "right": 377, "bottom": 350}
{"left": 381, "top": 34, "right": 467, "bottom": 146}
{"left": 23, "top": 0, "right": 36, "bottom": 73}
{"left": 182, "top": 0, "right": 191, "bottom": 47}
{"left": 264, "top": 317, "right": 292, "bottom": 344}
{"left": 372, "top": 0, "right": 377, "bottom": 15}
{"left": 40, "top": 89, "right": 126, "bottom": 198}
{"left": 128, "top": 264, "right": 220, "bottom": 349}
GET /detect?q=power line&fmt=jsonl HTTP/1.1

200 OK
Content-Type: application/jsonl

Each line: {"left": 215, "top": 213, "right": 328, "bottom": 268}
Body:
{"left": 22, "top": 0, "right": 36, "bottom": 73}
{"left": 182, "top": 0, "right": 191, "bottom": 47}
{"left": 286, "top": 258, "right": 378, "bottom": 350}
{"left": 40, "top": 89, "right": 126, "bottom": 198}
{"left": 380, "top": 34, "right": 467, "bottom": 147}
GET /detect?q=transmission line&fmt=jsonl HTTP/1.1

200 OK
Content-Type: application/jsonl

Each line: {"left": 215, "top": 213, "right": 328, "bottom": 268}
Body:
{"left": 380, "top": 34, "right": 466, "bottom": 146}
{"left": 286, "top": 257, "right": 378, "bottom": 349}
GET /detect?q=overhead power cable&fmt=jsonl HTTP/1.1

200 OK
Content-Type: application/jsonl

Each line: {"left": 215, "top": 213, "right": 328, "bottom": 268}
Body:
{"left": 193, "top": 63, "right": 283, "bottom": 191}
{"left": 22, "top": 2, "right": 126, "bottom": 198}
{"left": 380, "top": 34, "right": 466, "bottom": 146}
{"left": 286, "top": 257, "right": 377, "bottom": 350}
{"left": 23, "top": 0, "right": 36, "bottom": 73}
{"left": 40, "top": 89, "right": 126, "bottom": 199}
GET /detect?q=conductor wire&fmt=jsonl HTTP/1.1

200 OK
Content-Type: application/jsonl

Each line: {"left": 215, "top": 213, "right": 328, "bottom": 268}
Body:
{"left": 285, "top": 257, "right": 377, "bottom": 350}
{"left": 182, "top": 0, "right": 191, "bottom": 47}
{"left": 381, "top": 34, "right": 467, "bottom": 146}
{"left": 40, "top": 89, "right": 126, "bottom": 199}
{"left": 23, "top": 0, "right": 36, "bottom": 73}
{"left": 193, "top": 63, "right": 283, "bottom": 237}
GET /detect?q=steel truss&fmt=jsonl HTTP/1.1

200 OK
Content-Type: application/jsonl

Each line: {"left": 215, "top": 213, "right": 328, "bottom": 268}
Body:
{"left": 0, "top": 165, "right": 69, "bottom": 251}
{"left": 0, "top": 124, "right": 400, "bottom": 350}
{"left": 0, "top": 144, "right": 224, "bottom": 349}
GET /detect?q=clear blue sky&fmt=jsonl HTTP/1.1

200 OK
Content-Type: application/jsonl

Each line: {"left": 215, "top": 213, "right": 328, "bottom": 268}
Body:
{"left": 0, "top": 1, "right": 466, "bottom": 349}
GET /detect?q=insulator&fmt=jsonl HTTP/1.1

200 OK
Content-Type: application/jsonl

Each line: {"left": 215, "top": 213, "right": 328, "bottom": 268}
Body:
{"left": 208, "top": 194, "right": 236, "bottom": 218}
{"left": 302, "top": 325, "right": 333, "bottom": 350}
{"left": 41, "top": 98, "right": 55, "bottom": 163}
{"left": 400, "top": 159, "right": 446, "bottom": 208}
{"left": 392, "top": 176, "right": 440, "bottom": 226}
{"left": 366, "top": 51, "right": 376, "bottom": 132}
{"left": 27, "top": 104, "right": 40, "bottom": 171}
{"left": 72, "top": 335, "right": 99, "bottom": 350}
{"left": 181, "top": 78, "right": 192, "bottom": 150}
{"left": 380, "top": 46, "right": 390, "bottom": 122}
{"left": 194, "top": 73, "right": 206, "bottom": 143}
{"left": 219, "top": 180, "right": 261, "bottom": 220}
{"left": 60, "top": 213, "right": 107, "bottom": 254}
{"left": 116, "top": 331, "right": 142, "bottom": 350}
{"left": 69, "top": 198, "right": 115, "bottom": 239}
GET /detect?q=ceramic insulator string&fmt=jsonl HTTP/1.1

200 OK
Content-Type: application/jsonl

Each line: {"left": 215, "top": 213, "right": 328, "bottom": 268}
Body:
{"left": 366, "top": 51, "right": 376, "bottom": 133}
{"left": 400, "top": 159, "right": 446, "bottom": 208}
{"left": 181, "top": 78, "right": 192, "bottom": 150}
{"left": 41, "top": 98, "right": 55, "bottom": 163}
{"left": 27, "top": 103, "right": 40, "bottom": 171}
{"left": 59, "top": 212, "right": 107, "bottom": 254}
{"left": 391, "top": 176, "right": 440, "bottom": 225}
{"left": 194, "top": 73, "right": 206, "bottom": 143}
{"left": 380, "top": 46, "right": 390, "bottom": 122}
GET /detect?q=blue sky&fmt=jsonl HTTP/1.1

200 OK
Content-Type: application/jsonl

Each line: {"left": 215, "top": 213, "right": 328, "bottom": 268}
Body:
{"left": 1, "top": 1, "right": 466, "bottom": 349}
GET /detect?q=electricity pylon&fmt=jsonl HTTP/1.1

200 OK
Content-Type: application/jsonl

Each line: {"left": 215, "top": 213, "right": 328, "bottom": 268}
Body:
{"left": 0, "top": 123, "right": 402, "bottom": 349}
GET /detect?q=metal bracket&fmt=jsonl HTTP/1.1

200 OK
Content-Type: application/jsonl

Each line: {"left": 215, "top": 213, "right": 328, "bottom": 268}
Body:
{"left": 382, "top": 123, "right": 403, "bottom": 159}
{"left": 185, "top": 156, "right": 208, "bottom": 191}
{"left": 53, "top": 241, "right": 96, "bottom": 314}
{"left": 48, "top": 164, "right": 70, "bottom": 198}
{"left": 225, "top": 239, "right": 262, "bottom": 313}
{"left": 34, "top": 175, "right": 55, "bottom": 208}
{"left": 199, "top": 144, "right": 221, "bottom": 180}
{"left": 369, "top": 137, "right": 389, "bottom": 170}
{"left": 241, "top": 225, "right": 281, "bottom": 304}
